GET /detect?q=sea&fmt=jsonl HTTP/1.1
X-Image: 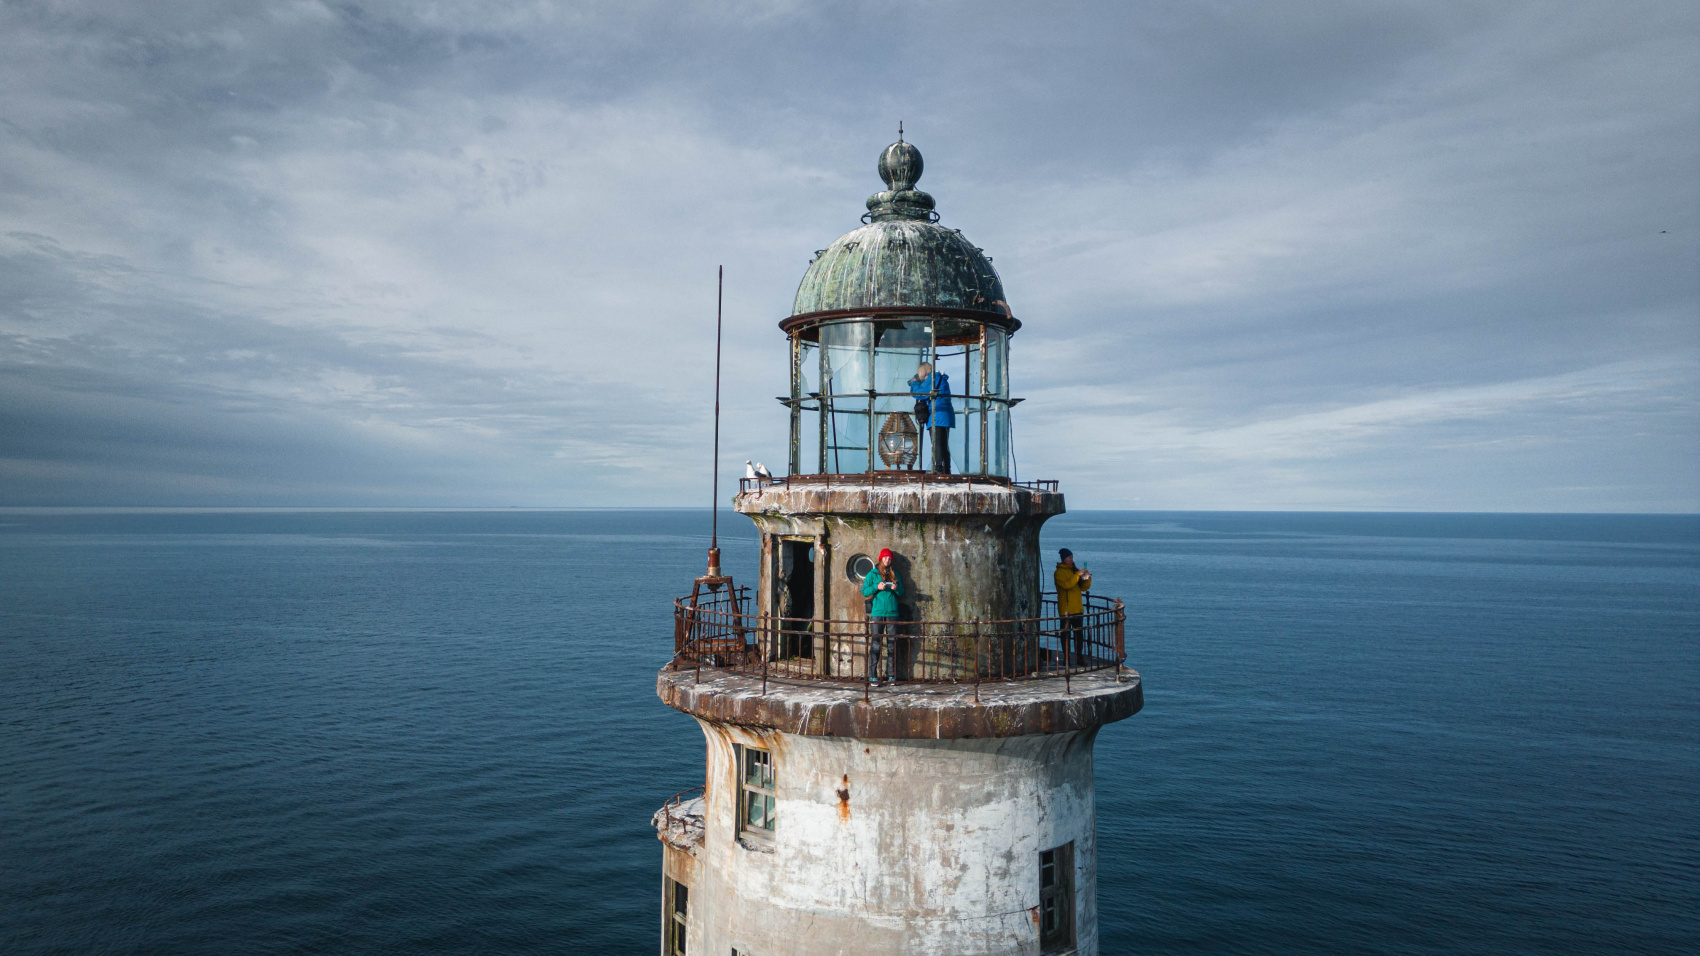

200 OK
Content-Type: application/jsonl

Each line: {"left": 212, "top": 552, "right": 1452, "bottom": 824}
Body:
{"left": 1, "top": 509, "right": 1695, "bottom": 954}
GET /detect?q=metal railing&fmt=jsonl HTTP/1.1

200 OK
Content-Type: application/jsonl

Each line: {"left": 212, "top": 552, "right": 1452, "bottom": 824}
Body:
{"left": 657, "top": 785, "right": 706, "bottom": 828}
{"left": 655, "top": 784, "right": 707, "bottom": 845}
{"left": 672, "top": 589, "right": 1125, "bottom": 694}
{"left": 737, "top": 474, "right": 1059, "bottom": 494}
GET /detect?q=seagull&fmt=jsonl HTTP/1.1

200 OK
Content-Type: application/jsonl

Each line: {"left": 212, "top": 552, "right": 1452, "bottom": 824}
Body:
{"left": 754, "top": 462, "right": 774, "bottom": 480}
{"left": 745, "top": 460, "right": 758, "bottom": 480}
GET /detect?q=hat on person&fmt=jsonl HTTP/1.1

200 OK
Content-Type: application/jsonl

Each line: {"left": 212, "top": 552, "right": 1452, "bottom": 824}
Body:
{"left": 878, "top": 548, "right": 893, "bottom": 561}
{"left": 1058, "top": 548, "right": 1073, "bottom": 559}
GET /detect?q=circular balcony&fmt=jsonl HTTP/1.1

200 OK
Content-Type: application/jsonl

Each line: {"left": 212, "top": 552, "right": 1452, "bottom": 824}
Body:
{"left": 671, "top": 588, "right": 1126, "bottom": 688}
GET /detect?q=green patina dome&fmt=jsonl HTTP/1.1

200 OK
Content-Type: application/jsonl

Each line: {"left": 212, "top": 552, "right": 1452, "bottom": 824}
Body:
{"left": 791, "top": 138, "right": 1009, "bottom": 317}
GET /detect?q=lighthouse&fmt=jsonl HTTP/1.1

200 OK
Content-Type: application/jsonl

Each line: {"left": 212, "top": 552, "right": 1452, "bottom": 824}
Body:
{"left": 654, "top": 137, "right": 1142, "bottom": 956}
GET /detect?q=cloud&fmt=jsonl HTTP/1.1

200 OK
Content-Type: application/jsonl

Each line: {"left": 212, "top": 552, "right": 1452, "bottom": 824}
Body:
{"left": 1017, "top": 355, "right": 1699, "bottom": 511}
{"left": 1186, "top": 359, "right": 1695, "bottom": 458}
{"left": 0, "top": 0, "right": 1694, "bottom": 509}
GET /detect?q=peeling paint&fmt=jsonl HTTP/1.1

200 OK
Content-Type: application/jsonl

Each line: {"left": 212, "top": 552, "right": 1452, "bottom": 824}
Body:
{"left": 737, "top": 483, "right": 1062, "bottom": 629}
{"left": 670, "top": 726, "right": 1102, "bottom": 956}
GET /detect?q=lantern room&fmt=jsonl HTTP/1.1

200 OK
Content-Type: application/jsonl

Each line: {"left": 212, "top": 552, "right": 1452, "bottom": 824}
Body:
{"left": 778, "top": 137, "right": 1020, "bottom": 477}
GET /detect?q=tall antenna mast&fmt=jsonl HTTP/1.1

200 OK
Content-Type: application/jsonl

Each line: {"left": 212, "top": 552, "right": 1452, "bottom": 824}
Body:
{"left": 707, "top": 266, "right": 724, "bottom": 580}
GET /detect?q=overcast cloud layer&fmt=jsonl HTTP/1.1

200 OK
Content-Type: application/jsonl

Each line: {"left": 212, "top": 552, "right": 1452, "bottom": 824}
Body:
{"left": 2, "top": 0, "right": 1695, "bottom": 510}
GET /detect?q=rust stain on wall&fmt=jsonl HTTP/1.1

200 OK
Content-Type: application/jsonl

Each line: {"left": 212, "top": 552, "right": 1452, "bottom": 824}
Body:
{"left": 836, "top": 774, "right": 851, "bottom": 821}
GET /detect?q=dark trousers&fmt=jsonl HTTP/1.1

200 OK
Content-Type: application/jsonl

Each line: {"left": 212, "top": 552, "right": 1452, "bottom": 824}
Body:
{"left": 930, "top": 426, "right": 951, "bottom": 474}
{"left": 869, "top": 619, "right": 898, "bottom": 681}
{"left": 1062, "top": 613, "right": 1085, "bottom": 665}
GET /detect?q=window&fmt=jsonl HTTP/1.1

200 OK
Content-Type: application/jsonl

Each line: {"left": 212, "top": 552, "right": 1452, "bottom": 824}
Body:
{"left": 664, "top": 878, "right": 688, "bottom": 956}
{"left": 735, "top": 744, "right": 776, "bottom": 840}
{"left": 1039, "top": 842, "right": 1075, "bottom": 952}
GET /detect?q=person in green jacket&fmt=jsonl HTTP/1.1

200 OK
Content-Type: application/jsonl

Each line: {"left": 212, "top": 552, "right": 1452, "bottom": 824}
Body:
{"left": 861, "top": 548, "right": 903, "bottom": 683}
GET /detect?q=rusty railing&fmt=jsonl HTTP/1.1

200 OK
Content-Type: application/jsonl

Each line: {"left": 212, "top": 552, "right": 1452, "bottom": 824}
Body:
{"left": 655, "top": 784, "right": 707, "bottom": 848}
{"left": 671, "top": 590, "right": 1125, "bottom": 691}
{"left": 657, "top": 784, "right": 706, "bottom": 829}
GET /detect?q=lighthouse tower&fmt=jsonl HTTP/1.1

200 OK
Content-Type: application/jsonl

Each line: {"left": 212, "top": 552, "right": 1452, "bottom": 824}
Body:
{"left": 654, "top": 138, "right": 1142, "bottom": 956}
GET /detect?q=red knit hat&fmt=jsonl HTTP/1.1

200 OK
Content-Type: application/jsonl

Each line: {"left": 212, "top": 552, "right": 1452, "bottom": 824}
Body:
{"left": 878, "top": 548, "right": 893, "bottom": 561}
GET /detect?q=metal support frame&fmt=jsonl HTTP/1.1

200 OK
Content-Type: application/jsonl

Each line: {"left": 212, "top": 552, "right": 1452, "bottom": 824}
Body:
{"left": 928, "top": 318, "right": 938, "bottom": 473}
{"left": 788, "top": 330, "right": 801, "bottom": 476}
{"left": 962, "top": 344, "right": 970, "bottom": 475}
{"left": 866, "top": 323, "right": 877, "bottom": 473}
{"left": 818, "top": 342, "right": 830, "bottom": 474}
{"left": 978, "top": 324, "right": 989, "bottom": 475}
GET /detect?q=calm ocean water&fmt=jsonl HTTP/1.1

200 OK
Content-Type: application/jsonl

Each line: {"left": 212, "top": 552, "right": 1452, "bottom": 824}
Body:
{"left": 1, "top": 509, "right": 1695, "bottom": 954}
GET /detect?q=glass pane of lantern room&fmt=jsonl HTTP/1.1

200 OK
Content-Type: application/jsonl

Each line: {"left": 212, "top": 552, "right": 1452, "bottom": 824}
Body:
{"left": 968, "top": 341, "right": 986, "bottom": 472}
{"left": 984, "top": 328, "right": 1010, "bottom": 476}
{"left": 986, "top": 403, "right": 1010, "bottom": 477}
{"left": 983, "top": 327, "right": 1008, "bottom": 400}
{"left": 795, "top": 340, "right": 820, "bottom": 475}
{"left": 957, "top": 329, "right": 1009, "bottom": 477}
{"left": 819, "top": 319, "right": 872, "bottom": 473}
{"left": 873, "top": 320, "right": 931, "bottom": 471}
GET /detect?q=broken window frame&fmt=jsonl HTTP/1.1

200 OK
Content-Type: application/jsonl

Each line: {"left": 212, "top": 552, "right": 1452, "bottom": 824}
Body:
{"left": 734, "top": 744, "right": 776, "bottom": 842}
{"left": 663, "top": 877, "right": 688, "bottom": 956}
{"left": 1039, "top": 841, "right": 1075, "bottom": 953}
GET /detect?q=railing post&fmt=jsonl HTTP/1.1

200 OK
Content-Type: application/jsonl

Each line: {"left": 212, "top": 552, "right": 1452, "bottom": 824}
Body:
{"left": 973, "top": 623, "right": 982, "bottom": 701}
{"left": 1115, "top": 599, "right": 1126, "bottom": 677}
{"left": 864, "top": 618, "right": 872, "bottom": 705}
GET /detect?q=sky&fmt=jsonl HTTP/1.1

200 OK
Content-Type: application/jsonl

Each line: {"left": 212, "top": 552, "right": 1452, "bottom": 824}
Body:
{"left": 1, "top": 1, "right": 1695, "bottom": 511}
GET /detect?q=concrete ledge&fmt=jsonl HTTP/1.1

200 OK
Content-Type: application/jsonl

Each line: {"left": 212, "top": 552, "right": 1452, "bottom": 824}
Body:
{"left": 734, "top": 480, "right": 1063, "bottom": 518}
{"left": 656, "top": 666, "right": 1142, "bottom": 739}
{"left": 652, "top": 796, "right": 705, "bottom": 854}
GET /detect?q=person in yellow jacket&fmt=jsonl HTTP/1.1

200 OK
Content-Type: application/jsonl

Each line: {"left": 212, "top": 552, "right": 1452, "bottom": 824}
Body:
{"left": 1054, "top": 548, "right": 1092, "bottom": 666}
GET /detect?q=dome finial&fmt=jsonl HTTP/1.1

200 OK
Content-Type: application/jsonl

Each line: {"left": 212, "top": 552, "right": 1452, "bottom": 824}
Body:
{"left": 877, "top": 136, "right": 922, "bottom": 191}
{"left": 868, "top": 134, "right": 936, "bottom": 221}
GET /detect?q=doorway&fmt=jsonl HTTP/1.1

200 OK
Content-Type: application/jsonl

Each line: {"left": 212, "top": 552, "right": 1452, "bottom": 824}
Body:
{"left": 777, "top": 539, "right": 816, "bottom": 659}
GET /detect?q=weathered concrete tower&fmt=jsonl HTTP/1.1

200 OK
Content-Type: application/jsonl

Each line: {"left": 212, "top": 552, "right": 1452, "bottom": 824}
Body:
{"left": 654, "top": 137, "right": 1142, "bottom": 956}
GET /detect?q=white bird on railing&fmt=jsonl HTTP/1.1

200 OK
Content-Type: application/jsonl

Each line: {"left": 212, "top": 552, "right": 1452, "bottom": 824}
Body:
{"left": 744, "top": 460, "right": 758, "bottom": 480}
{"left": 754, "top": 462, "right": 774, "bottom": 480}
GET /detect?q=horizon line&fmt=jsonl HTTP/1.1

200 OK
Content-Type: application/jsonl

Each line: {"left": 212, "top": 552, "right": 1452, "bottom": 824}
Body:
{"left": 2, "top": 506, "right": 1696, "bottom": 517}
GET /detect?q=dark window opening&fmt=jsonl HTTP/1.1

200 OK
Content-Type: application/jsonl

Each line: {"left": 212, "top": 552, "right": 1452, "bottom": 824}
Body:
{"left": 1039, "top": 841, "right": 1075, "bottom": 953}
{"left": 664, "top": 878, "right": 688, "bottom": 956}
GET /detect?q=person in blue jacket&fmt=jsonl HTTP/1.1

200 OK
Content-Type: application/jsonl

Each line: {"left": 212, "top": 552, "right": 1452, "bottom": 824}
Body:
{"left": 908, "top": 362, "right": 954, "bottom": 474}
{"left": 861, "top": 548, "right": 903, "bottom": 683}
